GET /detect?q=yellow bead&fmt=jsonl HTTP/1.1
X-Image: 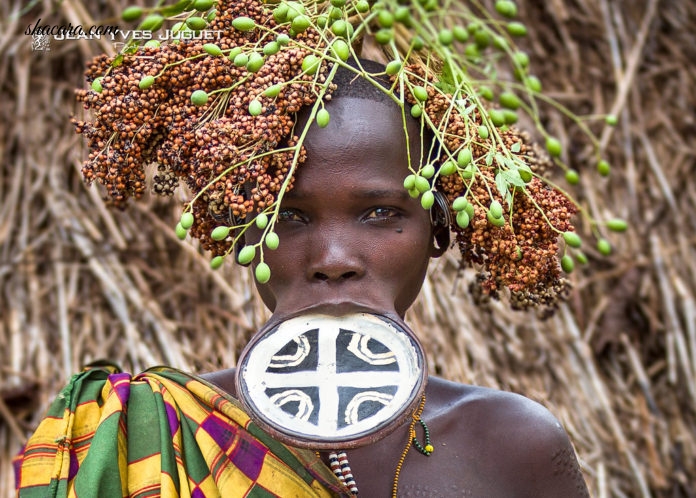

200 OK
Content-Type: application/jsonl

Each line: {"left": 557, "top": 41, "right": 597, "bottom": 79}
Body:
{"left": 425, "top": 444, "right": 434, "bottom": 453}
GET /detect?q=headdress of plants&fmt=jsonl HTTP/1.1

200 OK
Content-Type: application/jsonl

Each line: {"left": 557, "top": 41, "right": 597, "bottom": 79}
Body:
{"left": 74, "top": 0, "right": 626, "bottom": 315}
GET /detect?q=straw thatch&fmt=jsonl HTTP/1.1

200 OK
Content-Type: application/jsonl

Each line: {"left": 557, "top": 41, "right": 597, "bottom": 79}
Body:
{"left": 1, "top": 0, "right": 694, "bottom": 496}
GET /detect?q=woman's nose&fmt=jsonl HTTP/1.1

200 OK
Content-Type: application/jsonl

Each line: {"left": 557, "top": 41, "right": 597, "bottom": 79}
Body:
{"left": 306, "top": 227, "right": 365, "bottom": 282}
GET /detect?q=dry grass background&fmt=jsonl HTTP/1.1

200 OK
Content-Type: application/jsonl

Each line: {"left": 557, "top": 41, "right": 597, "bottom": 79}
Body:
{"left": 1, "top": 0, "right": 695, "bottom": 496}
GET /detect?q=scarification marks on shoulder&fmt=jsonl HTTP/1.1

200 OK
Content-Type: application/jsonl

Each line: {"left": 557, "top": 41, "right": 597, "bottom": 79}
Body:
{"left": 552, "top": 447, "right": 590, "bottom": 497}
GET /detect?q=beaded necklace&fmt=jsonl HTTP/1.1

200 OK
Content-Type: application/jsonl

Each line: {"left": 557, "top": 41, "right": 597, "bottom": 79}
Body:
{"left": 324, "top": 394, "right": 432, "bottom": 497}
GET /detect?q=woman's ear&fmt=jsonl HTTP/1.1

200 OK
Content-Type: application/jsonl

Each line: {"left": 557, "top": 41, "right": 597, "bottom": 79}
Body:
{"left": 430, "top": 191, "right": 451, "bottom": 257}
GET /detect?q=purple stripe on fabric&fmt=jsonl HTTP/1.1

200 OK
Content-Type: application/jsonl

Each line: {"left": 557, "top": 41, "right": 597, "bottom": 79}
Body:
{"left": 68, "top": 447, "right": 79, "bottom": 480}
{"left": 200, "top": 414, "right": 237, "bottom": 449}
{"left": 229, "top": 436, "right": 267, "bottom": 481}
{"left": 165, "top": 401, "right": 180, "bottom": 436}
{"left": 109, "top": 373, "right": 132, "bottom": 404}
{"left": 191, "top": 487, "right": 206, "bottom": 498}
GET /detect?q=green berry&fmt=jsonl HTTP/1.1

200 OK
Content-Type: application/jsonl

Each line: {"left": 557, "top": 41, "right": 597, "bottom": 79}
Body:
{"left": 492, "top": 35, "right": 508, "bottom": 51}
{"left": 452, "top": 197, "right": 468, "bottom": 211}
{"left": 513, "top": 51, "right": 529, "bottom": 68}
{"left": 232, "top": 16, "right": 255, "bottom": 31}
{"left": 545, "top": 137, "right": 562, "bottom": 157}
{"left": 331, "top": 39, "right": 350, "bottom": 61}
{"left": 139, "top": 14, "right": 164, "bottom": 31}
{"left": 420, "top": 191, "right": 435, "bottom": 210}
{"left": 563, "top": 231, "right": 582, "bottom": 248}
{"left": 495, "top": 0, "right": 518, "bottom": 17}
{"left": 575, "top": 252, "right": 588, "bottom": 265}
{"left": 375, "top": 28, "right": 393, "bottom": 44}
{"left": 420, "top": 164, "right": 435, "bottom": 179}
{"left": 605, "top": 114, "right": 618, "bottom": 126}
{"left": 291, "top": 14, "right": 310, "bottom": 33}
{"left": 489, "top": 200, "right": 503, "bottom": 219}
{"left": 331, "top": 0, "right": 346, "bottom": 6}
{"left": 403, "top": 174, "right": 416, "bottom": 190}
{"left": 228, "top": 47, "right": 242, "bottom": 61}
{"left": 565, "top": 169, "right": 580, "bottom": 185}
{"left": 143, "top": 40, "right": 160, "bottom": 49}
{"left": 263, "top": 41, "right": 280, "bottom": 56}
{"left": 489, "top": 109, "right": 506, "bottom": 127}
{"left": 464, "top": 202, "right": 475, "bottom": 219}
{"left": 263, "top": 84, "right": 282, "bottom": 98}
{"left": 561, "top": 255, "right": 574, "bottom": 273}
{"left": 246, "top": 53, "right": 264, "bottom": 72}
{"left": 465, "top": 43, "right": 481, "bottom": 61}
{"left": 191, "top": 89, "right": 209, "bottom": 106}
{"left": 180, "top": 212, "right": 194, "bottom": 230}
{"left": 265, "top": 232, "right": 280, "bottom": 250}
{"left": 479, "top": 86, "right": 494, "bottom": 101}
{"left": 525, "top": 75, "right": 542, "bottom": 92}
{"left": 276, "top": 33, "right": 290, "bottom": 46}
{"left": 413, "top": 86, "right": 428, "bottom": 102}
{"left": 331, "top": 20, "right": 349, "bottom": 36}
{"left": 487, "top": 210, "right": 506, "bottom": 227}
{"left": 233, "top": 53, "right": 249, "bottom": 67}
{"left": 248, "top": 99, "right": 263, "bottom": 116}
{"left": 211, "top": 226, "right": 230, "bottom": 241}
{"left": 237, "top": 245, "right": 256, "bottom": 265}
{"left": 606, "top": 218, "right": 628, "bottom": 232}
{"left": 597, "top": 238, "right": 612, "bottom": 256}
{"left": 273, "top": 3, "right": 289, "bottom": 22}
{"left": 186, "top": 17, "right": 208, "bottom": 31}
{"left": 411, "top": 36, "right": 424, "bottom": 50}
{"left": 499, "top": 91, "right": 521, "bottom": 110}
{"left": 478, "top": 125, "right": 489, "bottom": 139}
{"left": 175, "top": 222, "right": 187, "bottom": 240}
{"left": 408, "top": 188, "right": 420, "bottom": 199}
{"left": 91, "top": 77, "right": 103, "bottom": 93}
{"left": 122, "top": 6, "right": 143, "bottom": 22}
{"left": 410, "top": 104, "right": 422, "bottom": 118}
{"left": 206, "top": 9, "right": 217, "bottom": 22}
{"left": 394, "top": 6, "right": 410, "bottom": 22}
{"left": 255, "top": 213, "right": 269, "bottom": 229}
{"left": 597, "top": 159, "right": 611, "bottom": 176}
{"left": 355, "top": 0, "right": 370, "bottom": 13}
{"left": 301, "top": 54, "right": 320, "bottom": 75}
{"left": 518, "top": 166, "right": 533, "bottom": 183}
{"left": 316, "top": 108, "right": 330, "bottom": 128}
{"left": 503, "top": 110, "right": 518, "bottom": 124}
{"left": 474, "top": 30, "right": 491, "bottom": 49}
{"left": 378, "top": 10, "right": 394, "bottom": 28}
{"left": 507, "top": 21, "right": 527, "bottom": 37}
{"left": 457, "top": 147, "right": 471, "bottom": 168}
{"left": 385, "top": 60, "right": 402, "bottom": 75}
{"left": 255, "top": 262, "right": 271, "bottom": 283}
{"left": 456, "top": 210, "right": 470, "bottom": 229}
{"left": 194, "top": 0, "right": 215, "bottom": 10}
{"left": 202, "top": 43, "right": 222, "bottom": 56}
{"left": 453, "top": 25, "right": 469, "bottom": 42}
{"left": 439, "top": 160, "right": 457, "bottom": 176}
{"left": 210, "top": 256, "right": 224, "bottom": 269}
{"left": 414, "top": 175, "right": 430, "bottom": 193}
{"left": 438, "top": 28, "right": 454, "bottom": 45}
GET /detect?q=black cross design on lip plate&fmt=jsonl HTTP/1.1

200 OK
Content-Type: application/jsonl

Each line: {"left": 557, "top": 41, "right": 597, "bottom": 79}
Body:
{"left": 239, "top": 313, "right": 424, "bottom": 442}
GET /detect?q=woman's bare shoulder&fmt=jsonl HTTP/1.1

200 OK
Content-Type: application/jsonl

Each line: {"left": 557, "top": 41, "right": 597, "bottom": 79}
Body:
{"left": 422, "top": 376, "right": 589, "bottom": 497}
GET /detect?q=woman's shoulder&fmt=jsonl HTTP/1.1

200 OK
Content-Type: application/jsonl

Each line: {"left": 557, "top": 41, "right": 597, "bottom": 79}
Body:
{"left": 421, "top": 376, "right": 589, "bottom": 496}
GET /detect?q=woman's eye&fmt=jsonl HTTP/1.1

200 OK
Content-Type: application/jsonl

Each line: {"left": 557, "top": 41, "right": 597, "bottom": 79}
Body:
{"left": 277, "top": 209, "right": 305, "bottom": 223}
{"left": 364, "top": 207, "right": 400, "bottom": 221}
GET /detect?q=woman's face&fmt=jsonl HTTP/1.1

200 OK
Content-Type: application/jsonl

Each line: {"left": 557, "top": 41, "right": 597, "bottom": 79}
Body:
{"left": 248, "top": 97, "right": 440, "bottom": 319}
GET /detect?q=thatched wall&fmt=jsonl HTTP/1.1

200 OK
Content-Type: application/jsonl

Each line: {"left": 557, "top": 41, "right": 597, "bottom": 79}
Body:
{"left": 1, "top": 0, "right": 694, "bottom": 496}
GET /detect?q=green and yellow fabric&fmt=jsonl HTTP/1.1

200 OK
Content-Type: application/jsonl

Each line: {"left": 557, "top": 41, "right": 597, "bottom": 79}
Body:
{"left": 14, "top": 363, "right": 348, "bottom": 497}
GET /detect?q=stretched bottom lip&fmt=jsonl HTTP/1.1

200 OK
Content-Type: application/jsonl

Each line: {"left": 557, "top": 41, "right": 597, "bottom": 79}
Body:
{"left": 274, "top": 302, "right": 395, "bottom": 320}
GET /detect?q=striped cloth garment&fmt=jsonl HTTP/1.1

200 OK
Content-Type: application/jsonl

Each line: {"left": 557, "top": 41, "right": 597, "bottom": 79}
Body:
{"left": 14, "top": 363, "right": 349, "bottom": 497}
